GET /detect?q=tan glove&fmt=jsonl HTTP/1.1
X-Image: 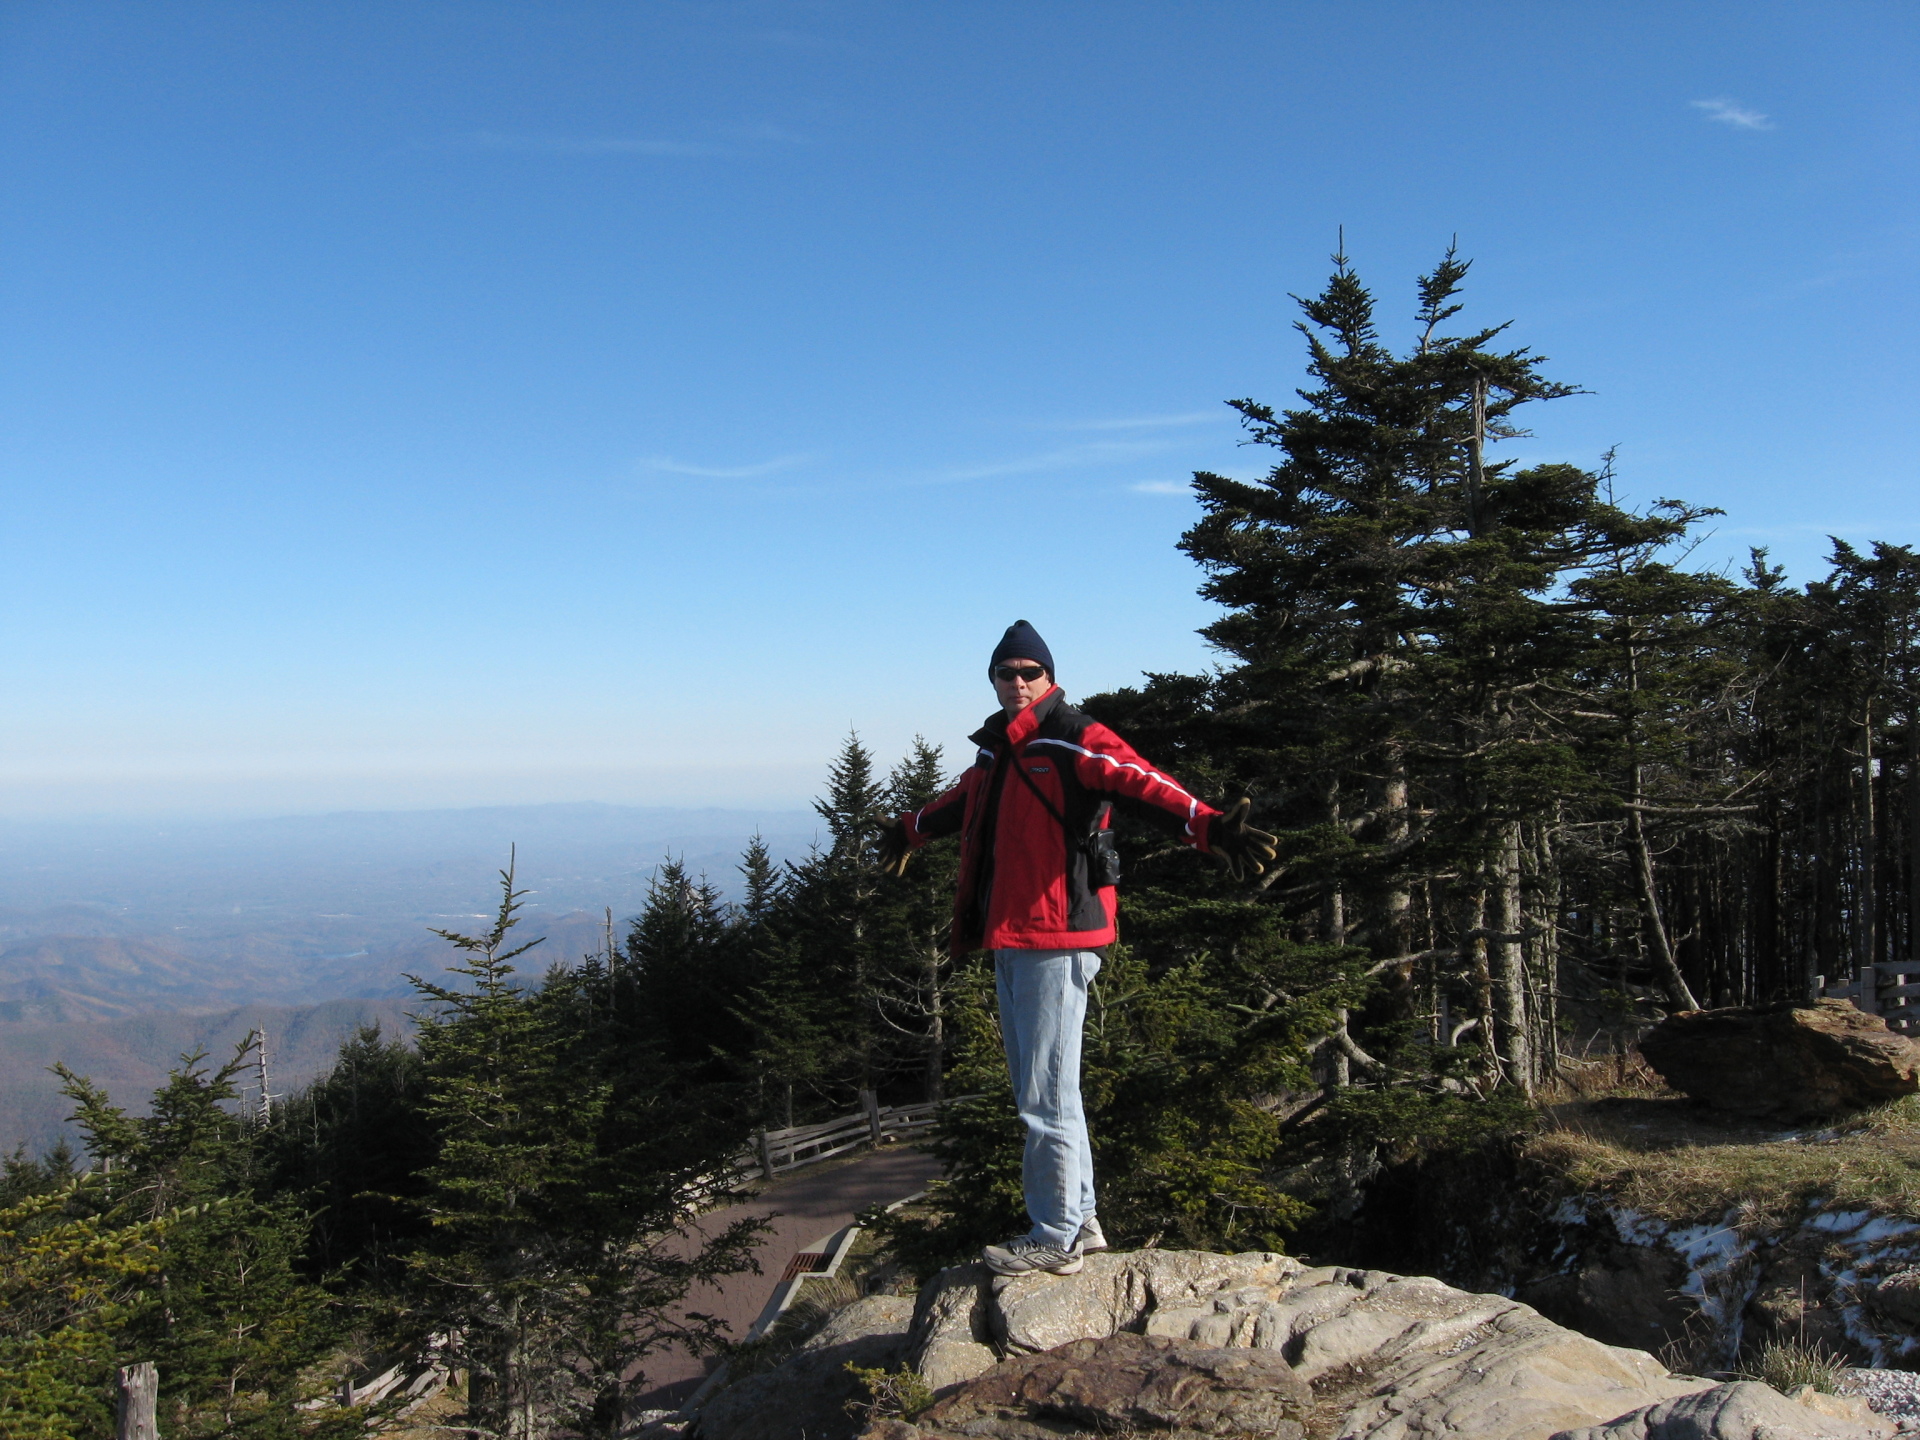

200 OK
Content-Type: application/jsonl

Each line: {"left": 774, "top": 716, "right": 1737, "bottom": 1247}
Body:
{"left": 874, "top": 815, "right": 912, "bottom": 877}
{"left": 1208, "top": 797, "right": 1278, "bottom": 881}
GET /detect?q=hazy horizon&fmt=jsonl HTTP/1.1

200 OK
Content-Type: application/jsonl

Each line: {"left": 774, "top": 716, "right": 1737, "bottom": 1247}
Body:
{"left": 0, "top": 798, "right": 841, "bottom": 1152}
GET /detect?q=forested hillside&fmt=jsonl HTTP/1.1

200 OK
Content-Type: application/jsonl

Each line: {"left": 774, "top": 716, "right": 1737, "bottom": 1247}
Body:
{"left": 8, "top": 253, "right": 1918, "bottom": 1436}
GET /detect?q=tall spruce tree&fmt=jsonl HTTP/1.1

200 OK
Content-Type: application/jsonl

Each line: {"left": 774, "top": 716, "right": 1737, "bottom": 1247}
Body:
{"left": 869, "top": 739, "right": 959, "bottom": 1102}
{"left": 405, "top": 862, "right": 764, "bottom": 1440}
{"left": 733, "top": 837, "right": 834, "bottom": 1127}
{"left": 779, "top": 733, "right": 891, "bottom": 1099}
{"left": 260, "top": 1024, "right": 434, "bottom": 1286}
{"left": 55, "top": 1047, "right": 343, "bottom": 1440}
{"left": 1161, "top": 247, "right": 1728, "bottom": 1092}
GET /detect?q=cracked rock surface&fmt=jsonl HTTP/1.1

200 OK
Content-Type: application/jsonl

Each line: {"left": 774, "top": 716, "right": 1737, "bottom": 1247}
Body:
{"left": 887, "top": 1250, "right": 1872, "bottom": 1440}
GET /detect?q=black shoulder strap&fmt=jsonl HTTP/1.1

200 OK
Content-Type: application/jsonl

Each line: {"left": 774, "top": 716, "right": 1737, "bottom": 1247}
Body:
{"left": 1010, "top": 751, "right": 1068, "bottom": 828}
{"left": 1009, "top": 748, "right": 1109, "bottom": 842}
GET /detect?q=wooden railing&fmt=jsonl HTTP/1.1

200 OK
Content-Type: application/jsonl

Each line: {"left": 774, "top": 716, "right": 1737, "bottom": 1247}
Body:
{"left": 732, "top": 1090, "right": 974, "bottom": 1181}
{"left": 1821, "top": 962, "right": 1920, "bottom": 1035}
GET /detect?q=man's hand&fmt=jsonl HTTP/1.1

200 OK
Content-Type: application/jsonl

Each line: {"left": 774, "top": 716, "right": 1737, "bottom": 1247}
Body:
{"left": 874, "top": 814, "right": 912, "bottom": 877}
{"left": 1208, "top": 797, "right": 1278, "bottom": 882}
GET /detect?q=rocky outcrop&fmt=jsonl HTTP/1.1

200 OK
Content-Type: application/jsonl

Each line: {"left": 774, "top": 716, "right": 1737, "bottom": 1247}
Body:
{"left": 698, "top": 1295, "right": 913, "bottom": 1440}
{"left": 700, "top": 1251, "right": 1895, "bottom": 1440}
{"left": 900, "top": 1251, "right": 1724, "bottom": 1440}
{"left": 1553, "top": 1380, "right": 1891, "bottom": 1439}
{"left": 875, "top": 1333, "right": 1310, "bottom": 1440}
{"left": 1638, "top": 1001, "right": 1920, "bottom": 1119}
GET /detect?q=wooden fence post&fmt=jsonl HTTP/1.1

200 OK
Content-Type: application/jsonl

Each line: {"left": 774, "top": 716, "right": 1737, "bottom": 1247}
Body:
{"left": 859, "top": 1089, "right": 883, "bottom": 1146}
{"left": 756, "top": 1131, "right": 775, "bottom": 1181}
{"left": 117, "top": 1362, "right": 159, "bottom": 1440}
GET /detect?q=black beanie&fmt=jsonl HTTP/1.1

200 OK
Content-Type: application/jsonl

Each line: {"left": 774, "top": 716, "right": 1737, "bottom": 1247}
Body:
{"left": 990, "top": 620, "right": 1055, "bottom": 679}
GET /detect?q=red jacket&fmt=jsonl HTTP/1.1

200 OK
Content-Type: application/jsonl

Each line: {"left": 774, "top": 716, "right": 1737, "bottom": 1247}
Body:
{"left": 901, "top": 686, "right": 1219, "bottom": 953}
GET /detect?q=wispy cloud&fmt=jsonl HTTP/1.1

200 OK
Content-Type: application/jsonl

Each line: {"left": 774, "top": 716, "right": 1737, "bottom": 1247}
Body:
{"left": 442, "top": 126, "right": 808, "bottom": 158}
{"left": 445, "top": 133, "right": 721, "bottom": 158}
{"left": 1047, "top": 411, "right": 1226, "bottom": 432}
{"left": 1129, "top": 480, "right": 1191, "bottom": 495}
{"left": 1691, "top": 97, "right": 1773, "bottom": 131}
{"left": 727, "top": 122, "right": 811, "bottom": 146}
{"left": 938, "top": 439, "right": 1175, "bottom": 484}
{"left": 641, "top": 454, "right": 813, "bottom": 479}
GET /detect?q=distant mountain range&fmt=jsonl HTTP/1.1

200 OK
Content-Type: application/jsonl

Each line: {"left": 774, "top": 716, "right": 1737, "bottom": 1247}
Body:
{"left": 0, "top": 802, "right": 820, "bottom": 1151}
{"left": 0, "top": 997, "right": 417, "bottom": 1155}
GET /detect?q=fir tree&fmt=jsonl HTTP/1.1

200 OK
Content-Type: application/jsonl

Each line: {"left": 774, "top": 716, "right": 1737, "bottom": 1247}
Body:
{"left": 405, "top": 860, "right": 765, "bottom": 1440}
{"left": 870, "top": 738, "right": 959, "bottom": 1101}
{"left": 55, "top": 1045, "right": 343, "bottom": 1440}
{"left": 261, "top": 1024, "right": 433, "bottom": 1286}
{"left": 0, "top": 1181, "right": 166, "bottom": 1440}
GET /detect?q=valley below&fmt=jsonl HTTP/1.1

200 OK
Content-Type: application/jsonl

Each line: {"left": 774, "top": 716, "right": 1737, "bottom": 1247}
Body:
{"left": 0, "top": 801, "right": 817, "bottom": 1150}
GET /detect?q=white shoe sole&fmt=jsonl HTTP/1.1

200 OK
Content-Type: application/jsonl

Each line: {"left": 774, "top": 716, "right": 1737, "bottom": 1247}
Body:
{"left": 983, "top": 1251, "right": 1085, "bottom": 1276}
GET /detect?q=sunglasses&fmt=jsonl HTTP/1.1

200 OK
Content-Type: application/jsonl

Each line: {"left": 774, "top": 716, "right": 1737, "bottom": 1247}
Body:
{"left": 994, "top": 664, "right": 1048, "bottom": 683}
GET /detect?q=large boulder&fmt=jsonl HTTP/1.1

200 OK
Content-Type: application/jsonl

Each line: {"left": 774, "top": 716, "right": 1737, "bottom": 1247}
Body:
{"left": 874, "top": 1332, "right": 1311, "bottom": 1440}
{"left": 1637, "top": 1000, "right": 1920, "bottom": 1119}
{"left": 1550, "top": 1379, "right": 1892, "bottom": 1439}
{"left": 896, "top": 1253, "right": 1720, "bottom": 1440}
{"left": 697, "top": 1295, "right": 913, "bottom": 1440}
{"left": 907, "top": 1249, "right": 1301, "bottom": 1394}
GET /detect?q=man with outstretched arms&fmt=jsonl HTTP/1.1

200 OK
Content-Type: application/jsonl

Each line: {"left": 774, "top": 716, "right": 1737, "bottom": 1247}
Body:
{"left": 875, "top": 620, "right": 1276, "bottom": 1276}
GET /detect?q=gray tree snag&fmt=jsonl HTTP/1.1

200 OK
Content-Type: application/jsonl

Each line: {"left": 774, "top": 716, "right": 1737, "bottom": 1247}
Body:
{"left": 117, "top": 1363, "right": 159, "bottom": 1440}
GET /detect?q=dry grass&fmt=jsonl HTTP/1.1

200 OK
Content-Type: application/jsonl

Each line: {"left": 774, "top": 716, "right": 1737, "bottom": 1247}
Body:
{"left": 1740, "top": 1337, "right": 1849, "bottom": 1395}
{"left": 1531, "top": 1090, "right": 1920, "bottom": 1225}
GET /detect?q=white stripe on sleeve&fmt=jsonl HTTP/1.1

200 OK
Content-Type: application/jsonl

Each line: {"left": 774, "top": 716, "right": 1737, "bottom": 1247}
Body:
{"left": 1026, "top": 737, "right": 1204, "bottom": 838}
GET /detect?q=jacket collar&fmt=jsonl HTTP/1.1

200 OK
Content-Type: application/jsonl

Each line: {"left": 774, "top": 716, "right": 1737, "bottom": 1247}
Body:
{"left": 972, "top": 685, "right": 1064, "bottom": 750}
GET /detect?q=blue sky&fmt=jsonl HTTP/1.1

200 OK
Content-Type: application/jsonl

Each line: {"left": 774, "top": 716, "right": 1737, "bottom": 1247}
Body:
{"left": 1, "top": 1, "right": 1914, "bottom": 817}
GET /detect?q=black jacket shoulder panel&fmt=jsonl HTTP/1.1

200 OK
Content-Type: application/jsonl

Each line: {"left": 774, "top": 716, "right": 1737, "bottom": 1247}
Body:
{"left": 1035, "top": 700, "right": 1094, "bottom": 745}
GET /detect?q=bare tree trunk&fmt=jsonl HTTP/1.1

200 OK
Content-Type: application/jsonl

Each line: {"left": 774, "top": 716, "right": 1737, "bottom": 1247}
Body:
{"left": 117, "top": 1364, "right": 159, "bottom": 1440}
{"left": 1492, "top": 823, "right": 1532, "bottom": 1095}
{"left": 1465, "top": 889, "right": 1495, "bottom": 1078}
{"left": 1861, "top": 710, "right": 1879, "bottom": 973}
{"left": 505, "top": 1303, "right": 536, "bottom": 1440}
{"left": 1374, "top": 743, "right": 1412, "bottom": 959}
{"left": 924, "top": 938, "right": 945, "bottom": 1104}
{"left": 1623, "top": 628, "right": 1699, "bottom": 1013}
{"left": 1325, "top": 887, "right": 1350, "bottom": 1087}
{"left": 1630, "top": 800, "right": 1698, "bottom": 1011}
{"left": 1534, "top": 818, "right": 1562, "bottom": 1087}
{"left": 1909, "top": 706, "right": 1920, "bottom": 965}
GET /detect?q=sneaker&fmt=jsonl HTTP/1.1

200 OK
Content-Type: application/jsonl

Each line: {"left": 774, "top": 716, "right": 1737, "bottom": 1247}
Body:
{"left": 982, "top": 1235, "right": 1084, "bottom": 1276}
{"left": 1075, "top": 1216, "right": 1109, "bottom": 1254}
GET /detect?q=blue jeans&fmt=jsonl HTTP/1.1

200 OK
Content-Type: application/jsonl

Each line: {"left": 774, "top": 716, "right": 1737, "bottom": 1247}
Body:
{"left": 994, "top": 948, "right": 1100, "bottom": 1250}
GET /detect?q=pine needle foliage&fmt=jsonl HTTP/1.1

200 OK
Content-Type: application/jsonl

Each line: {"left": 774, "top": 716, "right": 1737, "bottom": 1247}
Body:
{"left": 55, "top": 1046, "right": 345, "bottom": 1440}
{"left": 404, "top": 858, "right": 766, "bottom": 1440}
{"left": 0, "top": 1182, "right": 165, "bottom": 1440}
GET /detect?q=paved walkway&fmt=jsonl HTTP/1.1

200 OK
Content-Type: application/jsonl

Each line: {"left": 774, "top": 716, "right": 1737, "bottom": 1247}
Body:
{"left": 631, "top": 1144, "right": 944, "bottom": 1410}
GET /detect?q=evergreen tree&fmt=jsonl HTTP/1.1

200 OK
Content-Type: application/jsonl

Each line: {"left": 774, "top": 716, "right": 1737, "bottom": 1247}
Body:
{"left": 777, "top": 733, "right": 892, "bottom": 1101}
{"left": 260, "top": 1024, "right": 433, "bottom": 1286}
{"left": 732, "top": 837, "right": 833, "bottom": 1128}
{"left": 1156, "top": 247, "right": 1728, "bottom": 1093}
{"left": 623, "top": 858, "right": 750, "bottom": 1093}
{"left": 0, "top": 1181, "right": 166, "bottom": 1440}
{"left": 54, "top": 1046, "right": 343, "bottom": 1440}
{"left": 869, "top": 739, "right": 959, "bottom": 1102}
{"left": 405, "top": 861, "right": 764, "bottom": 1440}
{"left": 0, "top": 1141, "right": 78, "bottom": 1207}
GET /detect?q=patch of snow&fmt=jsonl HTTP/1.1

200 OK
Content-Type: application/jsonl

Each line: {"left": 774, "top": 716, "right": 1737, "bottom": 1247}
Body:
{"left": 1667, "top": 1216, "right": 1750, "bottom": 1272}
{"left": 1809, "top": 1208, "right": 1876, "bottom": 1234}
{"left": 1854, "top": 1217, "right": 1920, "bottom": 1245}
{"left": 1610, "top": 1207, "right": 1670, "bottom": 1246}
{"left": 1549, "top": 1197, "right": 1589, "bottom": 1228}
